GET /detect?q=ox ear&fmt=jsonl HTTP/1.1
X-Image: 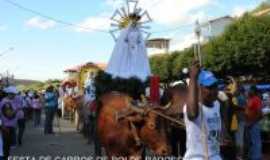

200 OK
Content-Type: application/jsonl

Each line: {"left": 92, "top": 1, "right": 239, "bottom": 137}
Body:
{"left": 163, "top": 102, "right": 172, "bottom": 110}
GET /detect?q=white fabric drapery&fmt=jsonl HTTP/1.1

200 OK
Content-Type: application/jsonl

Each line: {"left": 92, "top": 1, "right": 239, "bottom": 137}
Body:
{"left": 106, "top": 24, "right": 151, "bottom": 81}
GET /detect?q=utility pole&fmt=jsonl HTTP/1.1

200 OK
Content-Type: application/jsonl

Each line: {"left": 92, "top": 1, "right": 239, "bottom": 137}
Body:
{"left": 194, "top": 20, "right": 202, "bottom": 66}
{"left": 194, "top": 19, "right": 209, "bottom": 160}
{"left": 0, "top": 70, "right": 14, "bottom": 87}
{"left": 6, "top": 70, "right": 10, "bottom": 86}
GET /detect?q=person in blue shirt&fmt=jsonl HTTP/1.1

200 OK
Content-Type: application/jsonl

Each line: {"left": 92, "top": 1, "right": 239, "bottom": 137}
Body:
{"left": 44, "top": 85, "right": 58, "bottom": 134}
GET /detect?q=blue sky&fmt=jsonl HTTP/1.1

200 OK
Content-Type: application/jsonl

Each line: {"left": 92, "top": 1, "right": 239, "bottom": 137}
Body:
{"left": 0, "top": 0, "right": 266, "bottom": 81}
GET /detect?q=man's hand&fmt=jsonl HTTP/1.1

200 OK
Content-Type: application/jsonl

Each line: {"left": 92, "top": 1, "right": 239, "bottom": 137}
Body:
{"left": 189, "top": 60, "right": 200, "bottom": 80}
{"left": 187, "top": 60, "right": 200, "bottom": 120}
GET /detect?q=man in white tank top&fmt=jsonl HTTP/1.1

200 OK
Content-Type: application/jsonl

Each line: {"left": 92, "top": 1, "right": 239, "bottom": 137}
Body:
{"left": 184, "top": 61, "right": 222, "bottom": 160}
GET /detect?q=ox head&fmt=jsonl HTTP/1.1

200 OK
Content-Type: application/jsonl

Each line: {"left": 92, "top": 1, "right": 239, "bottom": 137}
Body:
{"left": 125, "top": 97, "right": 172, "bottom": 156}
{"left": 139, "top": 109, "right": 171, "bottom": 156}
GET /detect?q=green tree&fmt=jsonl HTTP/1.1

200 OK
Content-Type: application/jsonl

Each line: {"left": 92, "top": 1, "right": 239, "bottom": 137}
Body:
{"left": 252, "top": 1, "right": 270, "bottom": 13}
{"left": 149, "top": 49, "right": 194, "bottom": 82}
{"left": 149, "top": 9, "right": 270, "bottom": 80}
{"left": 171, "top": 49, "right": 193, "bottom": 78}
{"left": 204, "top": 14, "right": 270, "bottom": 77}
{"left": 150, "top": 54, "right": 170, "bottom": 82}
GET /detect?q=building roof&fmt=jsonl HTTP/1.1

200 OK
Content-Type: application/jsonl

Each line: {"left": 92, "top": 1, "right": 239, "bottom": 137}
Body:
{"left": 208, "top": 16, "right": 233, "bottom": 23}
{"left": 147, "top": 38, "right": 171, "bottom": 42}
{"left": 146, "top": 38, "right": 171, "bottom": 49}
{"left": 64, "top": 62, "right": 107, "bottom": 73}
{"left": 200, "top": 16, "right": 234, "bottom": 27}
{"left": 253, "top": 8, "right": 270, "bottom": 16}
{"left": 95, "top": 63, "right": 107, "bottom": 70}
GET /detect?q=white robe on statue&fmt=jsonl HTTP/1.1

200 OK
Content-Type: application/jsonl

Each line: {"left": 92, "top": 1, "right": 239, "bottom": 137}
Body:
{"left": 106, "top": 24, "right": 151, "bottom": 81}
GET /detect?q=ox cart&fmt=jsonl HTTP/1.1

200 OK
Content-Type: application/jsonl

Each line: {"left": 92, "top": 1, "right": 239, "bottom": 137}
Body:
{"left": 92, "top": 1, "right": 187, "bottom": 158}
{"left": 60, "top": 63, "right": 102, "bottom": 132}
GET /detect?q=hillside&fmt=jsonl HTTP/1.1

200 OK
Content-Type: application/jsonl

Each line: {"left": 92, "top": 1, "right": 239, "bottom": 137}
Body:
{"left": 14, "top": 79, "right": 42, "bottom": 86}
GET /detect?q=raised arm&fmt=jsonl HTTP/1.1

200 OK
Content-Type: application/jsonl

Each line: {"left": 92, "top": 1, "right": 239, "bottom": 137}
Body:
{"left": 187, "top": 61, "right": 200, "bottom": 120}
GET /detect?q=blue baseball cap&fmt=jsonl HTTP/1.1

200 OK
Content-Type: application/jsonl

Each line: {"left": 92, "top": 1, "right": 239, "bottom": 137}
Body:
{"left": 198, "top": 70, "right": 218, "bottom": 87}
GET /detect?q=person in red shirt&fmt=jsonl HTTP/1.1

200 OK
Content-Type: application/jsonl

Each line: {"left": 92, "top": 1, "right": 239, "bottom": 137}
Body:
{"left": 245, "top": 85, "right": 262, "bottom": 160}
{"left": 246, "top": 91, "right": 262, "bottom": 125}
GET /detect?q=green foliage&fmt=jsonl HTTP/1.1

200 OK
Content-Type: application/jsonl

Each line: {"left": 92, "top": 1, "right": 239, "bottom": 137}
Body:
{"left": 17, "top": 79, "right": 61, "bottom": 91}
{"left": 252, "top": 1, "right": 270, "bottom": 13}
{"left": 43, "top": 79, "right": 61, "bottom": 89}
{"left": 149, "top": 49, "right": 194, "bottom": 82}
{"left": 149, "top": 54, "right": 171, "bottom": 82}
{"left": 150, "top": 14, "right": 270, "bottom": 80}
{"left": 172, "top": 49, "right": 193, "bottom": 76}
{"left": 204, "top": 14, "right": 270, "bottom": 77}
{"left": 45, "top": 79, "right": 61, "bottom": 85}
{"left": 18, "top": 82, "right": 45, "bottom": 91}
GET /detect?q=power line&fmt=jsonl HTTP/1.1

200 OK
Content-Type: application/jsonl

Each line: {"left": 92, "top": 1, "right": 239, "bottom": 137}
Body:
{"left": 2, "top": 0, "right": 109, "bottom": 33}
{"left": 3, "top": 0, "right": 194, "bottom": 35}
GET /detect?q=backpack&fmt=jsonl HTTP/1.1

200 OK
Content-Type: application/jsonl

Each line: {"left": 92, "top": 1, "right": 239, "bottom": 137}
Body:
{"left": 2, "top": 102, "right": 16, "bottom": 120}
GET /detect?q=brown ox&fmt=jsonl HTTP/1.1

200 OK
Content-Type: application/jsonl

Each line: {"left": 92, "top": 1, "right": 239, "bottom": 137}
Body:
{"left": 63, "top": 95, "right": 84, "bottom": 130}
{"left": 160, "top": 84, "right": 187, "bottom": 157}
{"left": 63, "top": 96, "right": 81, "bottom": 112}
{"left": 97, "top": 92, "right": 171, "bottom": 158}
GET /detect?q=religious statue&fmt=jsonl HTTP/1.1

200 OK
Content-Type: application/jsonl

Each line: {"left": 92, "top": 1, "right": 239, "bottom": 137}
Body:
{"left": 106, "top": 13, "right": 151, "bottom": 81}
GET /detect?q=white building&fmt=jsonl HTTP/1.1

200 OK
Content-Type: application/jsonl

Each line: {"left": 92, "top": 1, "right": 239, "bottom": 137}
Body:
{"left": 200, "top": 16, "right": 234, "bottom": 41}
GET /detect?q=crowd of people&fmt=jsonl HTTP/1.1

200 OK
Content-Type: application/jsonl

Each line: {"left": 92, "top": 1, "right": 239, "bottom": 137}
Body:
{"left": 82, "top": 66, "right": 270, "bottom": 160}
{"left": 80, "top": 65, "right": 270, "bottom": 160}
{"left": 164, "top": 62, "right": 270, "bottom": 160}
{"left": 217, "top": 76, "right": 270, "bottom": 160}
{"left": 0, "top": 69, "right": 269, "bottom": 160}
{"left": 0, "top": 85, "right": 60, "bottom": 160}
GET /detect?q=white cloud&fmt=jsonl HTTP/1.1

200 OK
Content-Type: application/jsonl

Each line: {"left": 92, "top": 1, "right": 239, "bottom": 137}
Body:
{"left": 100, "top": 0, "right": 213, "bottom": 36}
{"left": 25, "top": 17, "right": 56, "bottom": 30}
{"left": 146, "top": 0, "right": 211, "bottom": 26}
{"left": 232, "top": 6, "right": 249, "bottom": 17}
{"left": 0, "top": 25, "right": 7, "bottom": 31}
{"left": 75, "top": 17, "right": 110, "bottom": 33}
{"left": 136, "top": 0, "right": 211, "bottom": 26}
{"left": 105, "top": 0, "right": 212, "bottom": 26}
{"left": 170, "top": 33, "right": 196, "bottom": 51}
{"left": 170, "top": 33, "right": 206, "bottom": 51}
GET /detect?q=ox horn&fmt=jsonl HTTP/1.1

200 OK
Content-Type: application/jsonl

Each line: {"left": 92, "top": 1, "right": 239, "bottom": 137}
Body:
{"left": 163, "top": 102, "right": 172, "bottom": 110}
{"left": 125, "top": 97, "right": 145, "bottom": 114}
{"left": 140, "top": 94, "right": 147, "bottom": 105}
